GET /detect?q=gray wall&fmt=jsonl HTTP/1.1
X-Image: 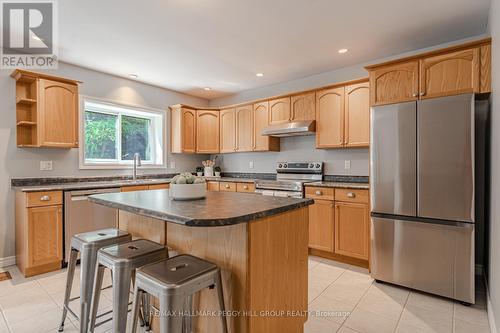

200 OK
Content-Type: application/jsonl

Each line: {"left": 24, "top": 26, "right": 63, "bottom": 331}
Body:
{"left": 488, "top": 0, "right": 500, "bottom": 331}
{"left": 0, "top": 62, "right": 209, "bottom": 262}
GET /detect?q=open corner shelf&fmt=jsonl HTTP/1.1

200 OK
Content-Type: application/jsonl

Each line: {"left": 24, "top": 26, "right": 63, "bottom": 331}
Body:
{"left": 16, "top": 98, "right": 37, "bottom": 105}
{"left": 17, "top": 121, "right": 37, "bottom": 127}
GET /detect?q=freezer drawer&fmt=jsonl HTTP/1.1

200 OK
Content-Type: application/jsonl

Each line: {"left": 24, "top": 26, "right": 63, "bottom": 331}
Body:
{"left": 371, "top": 216, "right": 474, "bottom": 303}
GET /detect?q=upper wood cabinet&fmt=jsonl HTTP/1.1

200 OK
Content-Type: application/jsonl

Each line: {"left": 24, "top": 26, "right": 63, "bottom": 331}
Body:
{"left": 170, "top": 106, "right": 196, "bottom": 153}
{"left": 235, "top": 105, "right": 254, "bottom": 152}
{"left": 290, "top": 92, "right": 315, "bottom": 121}
{"left": 345, "top": 82, "right": 370, "bottom": 147}
{"left": 419, "top": 48, "right": 479, "bottom": 99}
{"left": 369, "top": 60, "right": 419, "bottom": 106}
{"left": 316, "top": 87, "right": 345, "bottom": 148}
{"left": 220, "top": 108, "right": 236, "bottom": 153}
{"left": 12, "top": 69, "right": 80, "bottom": 148}
{"left": 269, "top": 97, "right": 291, "bottom": 125}
{"left": 196, "top": 110, "right": 220, "bottom": 153}
{"left": 253, "top": 102, "right": 280, "bottom": 152}
{"left": 480, "top": 44, "right": 491, "bottom": 93}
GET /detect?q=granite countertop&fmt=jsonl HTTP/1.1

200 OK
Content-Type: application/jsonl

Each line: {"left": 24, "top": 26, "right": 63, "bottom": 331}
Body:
{"left": 305, "top": 181, "right": 370, "bottom": 189}
{"left": 13, "top": 178, "right": 173, "bottom": 192}
{"left": 88, "top": 190, "right": 313, "bottom": 227}
{"left": 204, "top": 177, "right": 255, "bottom": 183}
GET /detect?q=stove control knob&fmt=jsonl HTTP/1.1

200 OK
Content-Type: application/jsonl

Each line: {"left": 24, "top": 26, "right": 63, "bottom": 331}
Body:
{"left": 309, "top": 163, "right": 314, "bottom": 168}
{"left": 278, "top": 163, "right": 283, "bottom": 168}
{"left": 283, "top": 164, "right": 288, "bottom": 168}
{"left": 315, "top": 163, "right": 321, "bottom": 169}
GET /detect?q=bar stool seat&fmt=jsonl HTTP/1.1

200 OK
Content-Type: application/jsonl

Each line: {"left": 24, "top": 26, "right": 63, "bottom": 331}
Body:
{"left": 90, "top": 239, "right": 169, "bottom": 333}
{"left": 130, "top": 254, "right": 228, "bottom": 333}
{"left": 58, "top": 228, "right": 132, "bottom": 332}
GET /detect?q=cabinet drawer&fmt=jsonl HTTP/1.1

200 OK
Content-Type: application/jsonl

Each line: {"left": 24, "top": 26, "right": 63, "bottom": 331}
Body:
{"left": 26, "top": 191, "right": 63, "bottom": 207}
{"left": 305, "top": 187, "right": 334, "bottom": 200}
{"left": 219, "top": 182, "right": 237, "bottom": 192}
{"left": 207, "top": 181, "right": 220, "bottom": 191}
{"left": 236, "top": 183, "right": 255, "bottom": 193}
{"left": 335, "top": 189, "right": 369, "bottom": 204}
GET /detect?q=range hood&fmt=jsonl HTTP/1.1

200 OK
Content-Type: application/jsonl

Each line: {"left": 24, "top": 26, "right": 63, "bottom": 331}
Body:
{"left": 261, "top": 120, "right": 316, "bottom": 137}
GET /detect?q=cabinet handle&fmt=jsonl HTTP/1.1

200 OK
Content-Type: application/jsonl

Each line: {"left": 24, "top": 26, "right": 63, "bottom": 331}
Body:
{"left": 315, "top": 190, "right": 323, "bottom": 195}
{"left": 347, "top": 192, "right": 356, "bottom": 198}
{"left": 40, "top": 195, "right": 51, "bottom": 201}
{"left": 225, "top": 184, "right": 230, "bottom": 189}
{"left": 243, "top": 185, "right": 248, "bottom": 190}
{"left": 420, "top": 92, "right": 426, "bottom": 97}
{"left": 412, "top": 93, "right": 418, "bottom": 97}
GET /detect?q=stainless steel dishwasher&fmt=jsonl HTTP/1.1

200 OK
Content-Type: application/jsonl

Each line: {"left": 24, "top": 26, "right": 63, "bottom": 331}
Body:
{"left": 64, "top": 188, "right": 120, "bottom": 263}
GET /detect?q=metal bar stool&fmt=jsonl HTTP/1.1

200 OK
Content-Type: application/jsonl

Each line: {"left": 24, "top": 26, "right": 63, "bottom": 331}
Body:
{"left": 58, "top": 228, "right": 132, "bottom": 333}
{"left": 130, "top": 254, "right": 228, "bottom": 333}
{"left": 90, "top": 239, "right": 169, "bottom": 333}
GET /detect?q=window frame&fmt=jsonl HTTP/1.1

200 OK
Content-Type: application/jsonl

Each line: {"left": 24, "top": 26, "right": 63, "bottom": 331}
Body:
{"left": 79, "top": 96, "right": 166, "bottom": 169}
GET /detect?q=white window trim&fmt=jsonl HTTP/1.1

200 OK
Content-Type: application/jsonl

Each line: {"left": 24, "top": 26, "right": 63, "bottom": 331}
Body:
{"left": 79, "top": 95, "right": 167, "bottom": 170}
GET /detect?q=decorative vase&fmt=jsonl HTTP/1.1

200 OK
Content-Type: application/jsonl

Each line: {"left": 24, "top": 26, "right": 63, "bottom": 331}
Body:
{"left": 215, "top": 171, "right": 221, "bottom": 177}
{"left": 204, "top": 167, "right": 214, "bottom": 177}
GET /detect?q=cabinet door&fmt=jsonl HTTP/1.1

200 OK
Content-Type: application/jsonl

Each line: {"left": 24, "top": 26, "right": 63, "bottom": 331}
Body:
{"left": 39, "top": 79, "right": 78, "bottom": 147}
{"left": 269, "top": 97, "right": 291, "bottom": 125}
{"left": 316, "top": 87, "right": 344, "bottom": 148}
{"left": 369, "top": 60, "right": 419, "bottom": 106}
{"left": 291, "top": 92, "right": 315, "bottom": 121}
{"left": 182, "top": 109, "right": 196, "bottom": 153}
{"left": 253, "top": 102, "right": 279, "bottom": 152}
{"left": 27, "top": 205, "right": 63, "bottom": 267}
{"left": 207, "top": 181, "right": 220, "bottom": 191}
{"left": 308, "top": 200, "right": 334, "bottom": 252}
{"left": 420, "top": 48, "right": 480, "bottom": 99}
{"left": 334, "top": 202, "right": 369, "bottom": 260}
{"left": 220, "top": 109, "right": 236, "bottom": 153}
{"left": 345, "top": 82, "right": 370, "bottom": 147}
{"left": 196, "top": 110, "right": 220, "bottom": 153}
{"left": 236, "top": 105, "right": 254, "bottom": 152}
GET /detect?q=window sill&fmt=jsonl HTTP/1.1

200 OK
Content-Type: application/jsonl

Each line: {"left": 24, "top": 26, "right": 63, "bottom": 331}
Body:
{"left": 79, "top": 164, "right": 167, "bottom": 170}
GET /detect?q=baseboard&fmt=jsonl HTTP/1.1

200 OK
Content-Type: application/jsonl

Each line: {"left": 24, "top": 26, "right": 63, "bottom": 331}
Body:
{"left": 0, "top": 256, "right": 15, "bottom": 268}
{"left": 484, "top": 272, "right": 498, "bottom": 333}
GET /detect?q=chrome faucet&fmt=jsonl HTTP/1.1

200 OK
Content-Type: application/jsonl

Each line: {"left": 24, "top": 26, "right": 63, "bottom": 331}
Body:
{"left": 133, "top": 153, "right": 141, "bottom": 180}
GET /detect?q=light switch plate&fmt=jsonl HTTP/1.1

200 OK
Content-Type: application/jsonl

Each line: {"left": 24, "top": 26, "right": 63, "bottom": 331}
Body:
{"left": 40, "top": 160, "right": 53, "bottom": 171}
{"left": 249, "top": 161, "right": 254, "bottom": 169}
{"left": 344, "top": 160, "right": 351, "bottom": 170}
{"left": 170, "top": 161, "right": 176, "bottom": 169}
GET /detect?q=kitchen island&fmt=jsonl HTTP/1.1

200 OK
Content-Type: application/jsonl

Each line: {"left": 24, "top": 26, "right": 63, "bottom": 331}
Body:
{"left": 89, "top": 189, "right": 313, "bottom": 333}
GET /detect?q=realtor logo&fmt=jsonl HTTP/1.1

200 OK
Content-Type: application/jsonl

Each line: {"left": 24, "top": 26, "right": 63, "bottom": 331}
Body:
{"left": 1, "top": 0, "right": 57, "bottom": 69}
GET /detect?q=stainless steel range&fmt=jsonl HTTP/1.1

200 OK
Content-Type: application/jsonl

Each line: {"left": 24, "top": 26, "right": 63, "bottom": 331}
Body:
{"left": 255, "top": 161, "right": 323, "bottom": 198}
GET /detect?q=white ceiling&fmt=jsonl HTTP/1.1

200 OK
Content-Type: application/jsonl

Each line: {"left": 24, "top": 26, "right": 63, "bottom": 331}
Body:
{"left": 58, "top": 0, "right": 491, "bottom": 99}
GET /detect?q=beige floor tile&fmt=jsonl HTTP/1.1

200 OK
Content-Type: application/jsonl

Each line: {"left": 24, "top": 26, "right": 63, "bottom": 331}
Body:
{"left": 309, "top": 259, "right": 320, "bottom": 270}
{"left": 343, "top": 307, "right": 399, "bottom": 333}
{"left": 454, "top": 301, "right": 489, "bottom": 326}
{"left": 304, "top": 316, "right": 341, "bottom": 333}
{"left": 0, "top": 286, "right": 58, "bottom": 325}
{"left": 453, "top": 317, "right": 490, "bottom": 333}
{"left": 310, "top": 263, "right": 346, "bottom": 282}
{"left": 308, "top": 275, "right": 334, "bottom": 303}
{"left": 309, "top": 294, "right": 354, "bottom": 324}
{"left": 337, "top": 326, "right": 361, "bottom": 333}
{"left": 406, "top": 291, "right": 453, "bottom": 315}
{"left": 8, "top": 307, "right": 65, "bottom": 333}
{"left": 399, "top": 303, "right": 453, "bottom": 333}
{"left": 357, "top": 283, "right": 409, "bottom": 319}
{"left": 0, "top": 313, "right": 8, "bottom": 333}
{"left": 0, "top": 271, "right": 39, "bottom": 299}
{"left": 396, "top": 321, "right": 439, "bottom": 333}
{"left": 321, "top": 271, "right": 373, "bottom": 306}
{"left": 316, "top": 258, "right": 351, "bottom": 270}
{"left": 347, "top": 265, "right": 370, "bottom": 276}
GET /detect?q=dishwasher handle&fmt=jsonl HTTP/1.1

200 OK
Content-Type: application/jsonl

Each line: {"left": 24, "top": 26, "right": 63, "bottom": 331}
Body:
{"left": 69, "top": 187, "right": 120, "bottom": 201}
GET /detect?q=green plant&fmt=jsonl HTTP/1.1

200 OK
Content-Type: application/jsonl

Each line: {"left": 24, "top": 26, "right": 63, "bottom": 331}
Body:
{"left": 214, "top": 166, "right": 222, "bottom": 172}
{"left": 196, "top": 166, "right": 203, "bottom": 173}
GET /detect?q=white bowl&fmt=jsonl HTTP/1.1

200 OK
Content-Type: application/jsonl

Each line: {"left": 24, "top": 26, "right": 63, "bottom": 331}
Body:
{"left": 169, "top": 183, "right": 206, "bottom": 200}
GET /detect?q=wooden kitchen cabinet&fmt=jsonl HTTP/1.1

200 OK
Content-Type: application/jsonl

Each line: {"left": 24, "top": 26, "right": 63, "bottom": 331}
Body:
{"left": 308, "top": 200, "right": 334, "bottom": 252}
{"left": 345, "top": 82, "right": 370, "bottom": 147}
{"left": 16, "top": 190, "right": 63, "bottom": 277}
{"left": 219, "top": 182, "right": 237, "bottom": 192}
{"left": 253, "top": 101, "right": 280, "bottom": 152}
{"left": 207, "top": 181, "right": 220, "bottom": 191}
{"left": 148, "top": 183, "right": 170, "bottom": 190}
{"left": 196, "top": 110, "right": 220, "bottom": 153}
{"left": 236, "top": 182, "right": 255, "bottom": 193}
{"left": 121, "top": 185, "right": 150, "bottom": 192}
{"left": 12, "top": 69, "right": 80, "bottom": 148}
{"left": 316, "top": 87, "right": 345, "bottom": 148}
{"left": 220, "top": 108, "right": 236, "bottom": 153}
{"left": 334, "top": 201, "right": 370, "bottom": 260}
{"left": 291, "top": 92, "right": 315, "bottom": 121}
{"left": 170, "top": 106, "right": 196, "bottom": 153}
{"left": 235, "top": 105, "right": 254, "bottom": 152}
{"left": 269, "top": 97, "right": 291, "bottom": 125}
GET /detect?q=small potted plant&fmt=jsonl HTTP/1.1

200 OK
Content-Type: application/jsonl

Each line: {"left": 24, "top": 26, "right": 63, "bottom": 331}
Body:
{"left": 196, "top": 166, "right": 203, "bottom": 176}
{"left": 214, "top": 166, "right": 222, "bottom": 177}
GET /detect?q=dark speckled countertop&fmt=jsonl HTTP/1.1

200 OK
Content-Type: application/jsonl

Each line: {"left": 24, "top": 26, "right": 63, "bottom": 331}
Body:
{"left": 305, "top": 181, "right": 370, "bottom": 189}
{"left": 88, "top": 190, "right": 313, "bottom": 227}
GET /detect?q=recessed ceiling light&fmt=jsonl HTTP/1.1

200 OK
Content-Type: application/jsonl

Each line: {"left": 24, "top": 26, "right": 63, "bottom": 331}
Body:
{"left": 256, "top": 73, "right": 264, "bottom": 77}
{"left": 204, "top": 87, "right": 212, "bottom": 91}
{"left": 338, "top": 48, "right": 349, "bottom": 54}
{"left": 128, "top": 73, "right": 138, "bottom": 78}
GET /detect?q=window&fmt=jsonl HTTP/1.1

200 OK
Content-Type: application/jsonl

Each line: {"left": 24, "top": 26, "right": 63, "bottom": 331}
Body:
{"left": 81, "top": 98, "right": 165, "bottom": 168}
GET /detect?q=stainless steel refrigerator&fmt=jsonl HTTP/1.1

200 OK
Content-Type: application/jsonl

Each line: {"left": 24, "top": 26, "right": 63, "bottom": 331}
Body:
{"left": 370, "top": 93, "right": 488, "bottom": 304}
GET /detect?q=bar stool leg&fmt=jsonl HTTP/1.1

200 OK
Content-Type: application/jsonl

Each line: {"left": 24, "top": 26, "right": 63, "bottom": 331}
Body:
{"left": 112, "top": 266, "right": 132, "bottom": 333}
{"left": 142, "top": 293, "right": 151, "bottom": 330}
{"left": 80, "top": 247, "right": 98, "bottom": 333}
{"left": 58, "top": 248, "right": 78, "bottom": 332}
{"left": 130, "top": 285, "right": 144, "bottom": 333}
{"left": 89, "top": 264, "right": 105, "bottom": 332}
{"left": 183, "top": 295, "right": 193, "bottom": 333}
{"left": 160, "top": 294, "right": 184, "bottom": 333}
{"left": 215, "top": 270, "right": 228, "bottom": 333}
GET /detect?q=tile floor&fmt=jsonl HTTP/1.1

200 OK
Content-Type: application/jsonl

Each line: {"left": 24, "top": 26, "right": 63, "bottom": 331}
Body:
{"left": 0, "top": 256, "right": 491, "bottom": 333}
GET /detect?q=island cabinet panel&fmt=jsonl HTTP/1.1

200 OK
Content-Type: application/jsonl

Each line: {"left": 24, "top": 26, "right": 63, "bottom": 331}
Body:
{"left": 316, "top": 87, "right": 345, "bottom": 148}
{"left": 235, "top": 105, "right": 254, "bottom": 152}
{"left": 253, "top": 101, "right": 280, "bottom": 152}
{"left": 170, "top": 107, "right": 196, "bottom": 153}
{"left": 334, "top": 202, "right": 370, "bottom": 260}
{"left": 220, "top": 108, "right": 236, "bottom": 153}
{"left": 419, "top": 48, "right": 480, "bottom": 99}
{"left": 308, "top": 200, "right": 334, "bottom": 252}
{"left": 269, "top": 97, "right": 291, "bottom": 125}
{"left": 196, "top": 110, "right": 220, "bottom": 153}
{"left": 345, "top": 82, "right": 370, "bottom": 148}
{"left": 290, "top": 92, "right": 315, "bottom": 121}
{"left": 369, "top": 60, "right": 419, "bottom": 106}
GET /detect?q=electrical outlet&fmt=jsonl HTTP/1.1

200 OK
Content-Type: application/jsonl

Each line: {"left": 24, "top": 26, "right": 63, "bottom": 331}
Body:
{"left": 170, "top": 161, "right": 176, "bottom": 169}
{"left": 249, "top": 161, "right": 254, "bottom": 169}
{"left": 40, "top": 161, "right": 53, "bottom": 171}
{"left": 344, "top": 160, "right": 351, "bottom": 170}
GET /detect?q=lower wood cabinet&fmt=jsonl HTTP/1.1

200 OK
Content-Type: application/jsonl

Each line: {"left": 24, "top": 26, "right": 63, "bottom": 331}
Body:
{"left": 334, "top": 202, "right": 370, "bottom": 260}
{"left": 308, "top": 200, "right": 334, "bottom": 252}
{"left": 16, "top": 190, "right": 63, "bottom": 277}
{"left": 121, "top": 184, "right": 170, "bottom": 192}
{"left": 207, "top": 181, "right": 256, "bottom": 193}
{"left": 207, "top": 181, "right": 220, "bottom": 191}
